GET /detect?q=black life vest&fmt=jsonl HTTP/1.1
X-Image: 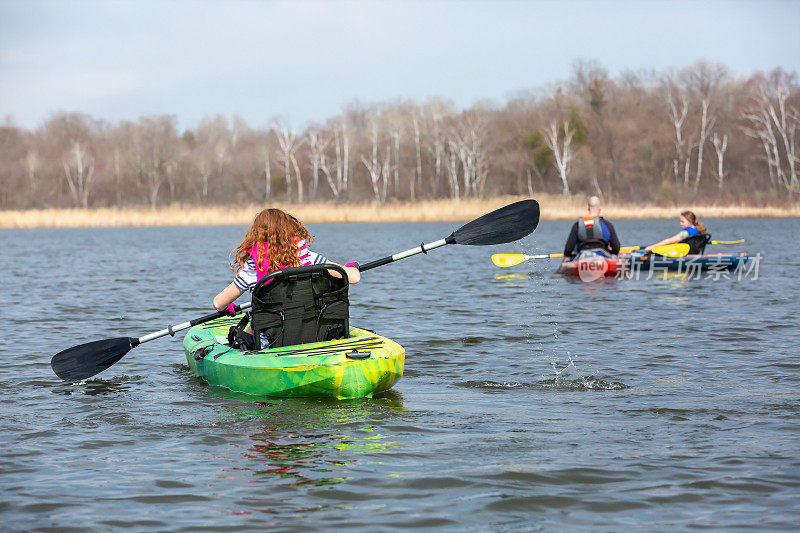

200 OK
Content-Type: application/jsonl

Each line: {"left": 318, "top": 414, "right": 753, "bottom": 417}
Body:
{"left": 576, "top": 216, "right": 610, "bottom": 251}
{"left": 681, "top": 230, "right": 711, "bottom": 255}
{"left": 249, "top": 264, "right": 350, "bottom": 349}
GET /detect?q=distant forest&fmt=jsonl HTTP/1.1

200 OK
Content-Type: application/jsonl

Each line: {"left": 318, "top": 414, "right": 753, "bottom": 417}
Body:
{"left": 1, "top": 60, "right": 798, "bottom": 210}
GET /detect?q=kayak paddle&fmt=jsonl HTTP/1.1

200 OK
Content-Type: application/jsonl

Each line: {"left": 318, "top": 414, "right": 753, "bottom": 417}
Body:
{"left": 358, "top": 199, "right": 540, "bottom": 271}
{"left": 621, "top": 243, "right": 690, "bottom": 257}
{"left": 620, "top": 240, "right": 742, "bottom": 256}
{"left": 52, "top": 199, "right": 540, "bottom": 381}
{"left": 623, "top": 240, "right": 743, "bottom": 257}
{"left": 627, "top": 240, "right": 743, "bottom": 258}
{"left": 650, "top": 243, "right": 690, "bottom": 257}
{"left": 491, "top": 242, "right": 681, "bottom": 268}
{"left": 619, "top": 245, "right": 642, "bottom": 253}
{"left": 51, "top": 303, "right": 252, "bottom": 381}
{"left": 492, "top": 252, "right": 563, "bottom": 267}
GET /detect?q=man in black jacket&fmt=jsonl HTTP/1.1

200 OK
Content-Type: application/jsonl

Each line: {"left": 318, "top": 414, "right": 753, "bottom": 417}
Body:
{"left": 563, "top": 196, "right": 621, "bottom": 257}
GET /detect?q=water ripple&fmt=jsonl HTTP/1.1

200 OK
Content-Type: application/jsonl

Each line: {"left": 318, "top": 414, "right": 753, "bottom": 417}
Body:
{"left": 1, "top": 220, "right": 799, "bottom": 531}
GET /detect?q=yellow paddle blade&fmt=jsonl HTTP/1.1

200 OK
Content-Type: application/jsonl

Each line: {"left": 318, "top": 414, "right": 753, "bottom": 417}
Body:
{"left": 711, "top": 239, "right": 744, "bottom": 245}
{"left": 652, "top": 243, "right": 690, "bottom": 257}
{"left": 491, "top": 254, "right": 532, "bottom": 267}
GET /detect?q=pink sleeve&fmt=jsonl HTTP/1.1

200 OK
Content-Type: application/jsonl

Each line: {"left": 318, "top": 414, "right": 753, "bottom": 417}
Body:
{"left": 297, "top": 239, "right": 311, "bottom": 266}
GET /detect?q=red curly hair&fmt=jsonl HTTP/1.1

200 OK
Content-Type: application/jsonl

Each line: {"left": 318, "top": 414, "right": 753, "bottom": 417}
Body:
{"left": 229, "top": 208, "right": 313, "bottom": 274}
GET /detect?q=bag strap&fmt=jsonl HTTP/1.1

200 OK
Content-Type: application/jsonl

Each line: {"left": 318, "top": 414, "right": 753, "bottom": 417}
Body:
{"left": 227, "top": 312, "right": 251, "bottom": 347}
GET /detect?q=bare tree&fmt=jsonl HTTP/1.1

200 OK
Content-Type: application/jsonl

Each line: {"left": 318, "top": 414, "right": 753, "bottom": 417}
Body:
{"left": 411, "top": 113, "right": 422, "bottom": 201}
{"left": 113, "top": 148, "right": 122, "bottom": 206}
{"left": 307, "top": 128, "right": 331, "bottom": 200}
{"left": 742, "top": 70, "right": 799, "bottom": 191}
{"left": 381, "top": 143, "right": 392, "bottom": 200}
{"left": 743, "top": 105, "right": 785, "bottom": 188}
{"left": 41, "top": 113, "right": 102, "bottom": 208}
{"left": 194, "top": 116, "right": 230, "bottom": 203}
{"left": 425, "top": 113, "right": 445, "bottom": 197}
{"left": 711, "top": 132, "right": 728, "bottom": 189}
{"left": 390, "top": 126, "right": 401, "bottom": 197}
{"left": 683, "top": 62, "right": 728, "bottom": 189}
{"left": 275, "top": 122, "right": 304, "bottom": 202}
{"left": 63, "top": 142, "right": 94, "bottom": 209}
{"left": 215, "top": 143, "right": 229, "bottom": 200}
{"left": 62, "top": 142, "right": 95, "bottom": 208}
{"left": 131, "top": 115, "right": 179, "bottom": 209}
{"left": 332, "top": 120, "right": 350, "bottom": 197}
{"left": 447, "top": 112, "right": 490, "bottom": 197}
{"left": 319, "top": 149, "right": 338, "bottom": 199}
{"left": 360, "top": 121, "right": 389, "bottom": 202}
{"left": 763, "top": 79, "right": 799, "bottom": 189}
{"left": 264, "top": 148, "right": 272, "bottom": 201}
{"left": 26, "top": 150, "right": 38, "bottom": 196}
{"left": 544, "top": 119, "right": 576, "bottom": 196}
{"left": 694, "top": 98, "right": 717, "bottom": 189}
{"left": 108, "top": 121, "right": 136, "bottom": 207}
{"left": 662, "top": 76, "right": 690, "bottom": 185}
{"left": 444, "top": 138, "right": 460, "bottom": 199}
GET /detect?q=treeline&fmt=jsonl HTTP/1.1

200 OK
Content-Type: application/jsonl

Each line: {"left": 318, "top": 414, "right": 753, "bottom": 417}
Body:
{"left": 1, "top": 60, "right": 798, "bottom": 210}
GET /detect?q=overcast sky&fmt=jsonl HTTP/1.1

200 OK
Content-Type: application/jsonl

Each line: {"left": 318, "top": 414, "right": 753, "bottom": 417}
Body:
{"left": 1, "top": 0, "right": 798, "bottom": 131}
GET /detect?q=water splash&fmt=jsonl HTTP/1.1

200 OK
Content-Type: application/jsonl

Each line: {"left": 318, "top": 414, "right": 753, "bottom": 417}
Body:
{"left": 456, "top": 376, "right": 628, "bottom": 392}
{"left": 536, "top": 374, "right": 629, "bottom": 391}
{"left": 543, "top": 352, "right": 629, "bottom": 391}
{"left": 551, "top": 352, "right": 581, "bottom": 383}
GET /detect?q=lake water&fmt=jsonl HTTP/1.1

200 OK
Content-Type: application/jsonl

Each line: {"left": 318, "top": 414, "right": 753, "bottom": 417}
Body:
{"left": 1, "top": 216, "right": 798, "bottom": 531}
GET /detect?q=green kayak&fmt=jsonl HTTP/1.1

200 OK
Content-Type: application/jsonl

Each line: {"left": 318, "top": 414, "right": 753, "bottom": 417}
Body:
{"left": 183, "top": 315, "right": 404, "bottom": 399}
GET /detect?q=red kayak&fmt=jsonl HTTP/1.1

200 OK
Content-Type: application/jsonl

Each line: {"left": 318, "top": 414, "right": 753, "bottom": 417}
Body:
{"left": 558, "top": 255, "right": 624, "bottom": 280}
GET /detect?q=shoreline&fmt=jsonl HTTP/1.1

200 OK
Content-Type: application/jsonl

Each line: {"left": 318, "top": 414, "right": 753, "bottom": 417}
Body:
{"left": 2, "top": 196, "right": 799, "bottom": 229}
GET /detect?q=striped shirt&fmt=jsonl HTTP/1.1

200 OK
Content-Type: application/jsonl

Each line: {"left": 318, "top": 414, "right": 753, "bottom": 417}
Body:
{"left": 233, "top": 239, "right": 327, "bottom": 292}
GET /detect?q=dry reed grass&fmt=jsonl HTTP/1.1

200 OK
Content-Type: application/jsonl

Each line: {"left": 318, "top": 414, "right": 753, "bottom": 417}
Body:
{"left": 2, "top": 195, "right": 798, "bottom": 229}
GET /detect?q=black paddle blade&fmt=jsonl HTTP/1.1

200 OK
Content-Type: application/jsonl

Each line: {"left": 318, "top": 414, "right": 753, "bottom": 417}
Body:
{"left": 51, "top": 337, "right": 135, "bottom": 381}
{"left": 452, "top": 199, "right": 540, "bottom": 245}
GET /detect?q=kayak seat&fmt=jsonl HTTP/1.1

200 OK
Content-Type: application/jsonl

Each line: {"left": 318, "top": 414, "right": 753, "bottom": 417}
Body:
{"left": 250, "top": 264, "right": 350, "bottom": 349}
{"left": 682, "top": 233, "right": 711, "bottom": 255}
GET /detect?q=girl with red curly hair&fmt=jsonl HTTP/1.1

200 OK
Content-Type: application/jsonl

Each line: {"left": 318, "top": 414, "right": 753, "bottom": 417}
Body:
{"left": 212, "top": 208, "right": 360, "bottom": 314}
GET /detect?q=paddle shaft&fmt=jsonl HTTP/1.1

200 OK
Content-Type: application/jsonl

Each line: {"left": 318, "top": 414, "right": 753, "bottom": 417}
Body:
{"left": 527, "top": 253, "right": 563, "bottom": 259}
{"left": 360, "top": 199, "right": 539, "bottom": 271}
{"left": 137, "top": 302, "right": 252, "bottom": 345}
{"left": 491, "top": 252, "right": 564, "bottom": 267}
{"left": 359, "top": 236, "right": 453, "bottom": 272}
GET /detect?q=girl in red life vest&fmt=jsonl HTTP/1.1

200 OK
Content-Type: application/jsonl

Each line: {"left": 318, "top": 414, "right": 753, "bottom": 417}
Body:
{"left": 212, "top": 208, "right": 360, "bottom": 314}
{"left": 645, "top": 210, "right": 707, "bottom": 251}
